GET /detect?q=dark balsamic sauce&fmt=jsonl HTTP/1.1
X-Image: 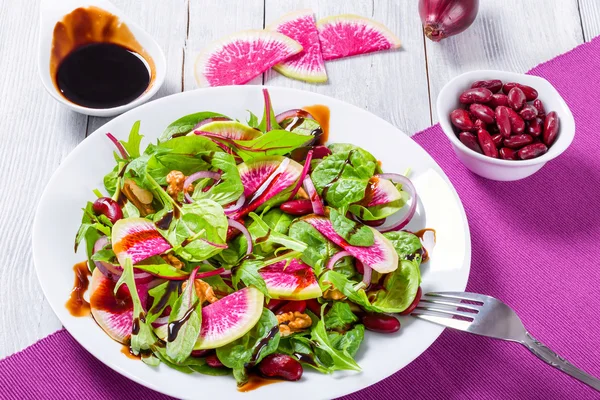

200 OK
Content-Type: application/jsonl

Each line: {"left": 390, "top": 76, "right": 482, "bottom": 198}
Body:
{"left": 66, "top": 261, "right": 91, "bottom": 317}
{"left": 149, "top": 281, "right": 180, "bottom": 315}
{"left": 167, "top": 300, "right": 199, "bottom": 342}
{"left": 155, "top": 210, "right": 174, "bottom": 230}
{"left": 246, "top": 326, "right": 279, "bottom": 367}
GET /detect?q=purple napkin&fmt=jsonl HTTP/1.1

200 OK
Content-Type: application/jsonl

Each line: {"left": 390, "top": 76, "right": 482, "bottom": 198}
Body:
{"left": 3, "top": 38, "right": 600, "bottom": 400}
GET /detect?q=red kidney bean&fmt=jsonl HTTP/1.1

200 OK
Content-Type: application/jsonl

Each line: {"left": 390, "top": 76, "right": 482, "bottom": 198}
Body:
{"left": 502, "top": 83, "right": 538, "bottom": 100}
{"left": 277, "top": 300, "right": 307, "bottom": 314}
{"left": 491, "top": 134, "right": 503, "bottom": 148}
{"left": 280, "top": 199, "right": 313, "bottom": 215}
{"left": 205, "top": 354, "right": 225, "bottom": 368}
{"left": 312, "top": 145, "right": 332, "bottom": 159}
{"left": 543, "top": 111, "right": 560, "bottom": 146}
{"left": 489, "top": 93, "right": 508, "bottom": 108}
{"left": 526, "top": 118, "right": 543, "bottom": 137}
{"left": 495, "top": 106, "right": 512, "bottom": 138}
{"left": 362, "top": 313, "right": 401, "bottom": 333}
{"left": 469, "top": 103, "right": 495, "bottom": 124}
{"left": 92, "top": 197, "right": 123, "bottom": 224}
{"left": 459, "top": 88, "right": 493, "bottom": 104}
{"left": 499, "top": 147, "right": 518, "bottom": 160}
{"left": 507, "top": 87, "right": 526, "bottom": 111}
{"left": 265, "top": 299, "right": 286, "bottom": 312}
{"left": 258, "top": 354, "right": 303, "bottom": 381}
{"left": 399, "top": 287, "right": 422, "bottom": 316}
{"left": 191, "top": 349, "right": 212, "bottom": 357}
{"left": 503, "top": 134, "right": 534, "bottom": 149}
{"left": 519, "top": 104, "right": 538, "bottom": 120}
{"left": 473, "top": 119, "right": 487, "bottom": 131}
{"left": 533, "top": 99, "right": 546, "bottom": 118}
{"left": 477, "top": 129, "right": 499, "bottom": 158}
{"left": 450, "top": 109, "right": 474, "bottom": 131}
{"left": 305, "top": 299, "right": 321, "bottom": 315}
{"left": 471, "top": 79, "right": 503, "bottom": 93}
{"left": 518, "top": 143, "right": 548, "bottom": 160}
{"left": 506, "top": 108, "right": 525, "bottom": 134}
{"left": 458, "top": 132, "right": 483, "bottom": 154}
{"left": 487, "top": 123, "right": 499, "bottom": 135}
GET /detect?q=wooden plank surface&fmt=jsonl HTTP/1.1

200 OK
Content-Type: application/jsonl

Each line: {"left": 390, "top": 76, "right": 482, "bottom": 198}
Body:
{"left": 0, "top": 0, "right": 593, "bottom": 359}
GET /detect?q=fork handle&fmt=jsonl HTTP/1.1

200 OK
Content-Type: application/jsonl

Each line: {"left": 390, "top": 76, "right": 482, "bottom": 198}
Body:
{"left": 522, "top": 332, "right": 600, "bottom": 392}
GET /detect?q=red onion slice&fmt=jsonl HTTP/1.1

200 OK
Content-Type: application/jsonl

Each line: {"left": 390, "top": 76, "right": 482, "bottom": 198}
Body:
{"left": 362, "top": 264, "right": 373, "bottom": 287}
{"left": 288, "top": 150, "right": 313, "bottom": 201}
{"left": 195, "top": 267, "right": 226, "bottom": 279}
{"left": 193, "top": 116, "right": 231, "bottom": 130}
{"left": 106, "top": 133, "right": 129, "bottom": 159}
{"left": 326, "top": 251, "right": 352, "bottom": 270}
{"left": 374, "top": 173, "right": 418, "bottom": 233}
{"left": 224, "top": 194, "right": 246, "bottom": 215}
{"left": 228, "top": 218, "right": 253, "bottom": 255}
{"left": 303, "top": 176, "right": 324, "bottom": 215}
{"left": 275, "top": 109, "right": 315, "bottom": 125}
{"left": 183, "top": 171, "right": 222, "bottom": 204}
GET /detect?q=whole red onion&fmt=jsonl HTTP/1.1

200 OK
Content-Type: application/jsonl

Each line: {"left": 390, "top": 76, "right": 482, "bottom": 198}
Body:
{"left": 419, "top": 0, "right": 479, "bottom": 42}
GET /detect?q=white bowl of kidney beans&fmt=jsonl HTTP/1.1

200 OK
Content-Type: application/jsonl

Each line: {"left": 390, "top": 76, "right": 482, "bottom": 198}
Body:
{"left": 437, "top": 70, "right": 575, "bottom": 181}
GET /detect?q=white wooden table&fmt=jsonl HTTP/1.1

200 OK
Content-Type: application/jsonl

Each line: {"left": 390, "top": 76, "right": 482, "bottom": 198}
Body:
{"left": 1, "top": 0, "right": 598, "bottom": 361}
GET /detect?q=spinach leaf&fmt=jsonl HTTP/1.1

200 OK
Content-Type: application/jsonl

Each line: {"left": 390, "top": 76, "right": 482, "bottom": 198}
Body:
{"left": 328, "top": 324, "right": 364, "bottom": 358}
{"left": 371, "top": 259, "right": 421, "bottom": 312}
{"left": 310, "top": 318, "right": 361, "bottom": 371}
{"left": 114, "top": 259, "right": 156, "bottom": 354}
{"left": 103, "top": 165, "right": 119, "bottom": 196}
{"left": 191, "top": 152, "right": 244, "bottom": 206}
{"left": 310, "top": 147, "right": 377, "bottom": 209}
{"left": 277, "top": 336, "right": 332, "bottom": 374}
{"left": 166, "top": 269, "right": 202, "bottom": 363}
{"left": 383, "top": 231, "right": 422, "bottom": 260}
{"left": 329, "top": 208, "right": 374, "bottom": 247}
{"left": 216, "top": 308, "right": 280, "bottom": 370}
{"left": 247, "top": 212, "right": 307, "bottom": 254}
{"left": 160, "top": 111, "right": 229, "bottom": 141}
{"left": 319, "top": 270, "right": 374, "bottom": 311}
{"left": 231, "top": 259, "right": 269, "bottom": 298}
{"left": 324, "top": 302, "right": 358, "bottom": 331}
{"left": 120, "top": 121, "right": 143, "bottom": 158}
{"left": 233, "top": 130, "right": 312, "bottom": 161}
{"left": 288, "top": 220, "right": 338, "bottom": 275}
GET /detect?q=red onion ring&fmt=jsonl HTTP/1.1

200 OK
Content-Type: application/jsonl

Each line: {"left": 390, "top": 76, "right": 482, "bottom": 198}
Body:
{"left": 303, "top": 176, "right": 324, "bottom": 215}
{"left": 326, "top": 251, "right": 352, "bottom": 270}
{"left": 152, "top": 315, "right": 170, "bottom": 326}
{"left": 183, "top": 171, "right": 221, "bottom": 204}
{"left": 193, "top": 116, "right": 231, "bottom": 130}
{"left": 220, "top": 269, "right": 232, "bottom": 277}
{"left": 374, "top": 173, "right": 418, "bottom": 232}
{"left": 106, "top": 133, "right": 128, "bottom": 159}
{"left": 227, "top": 219, "right": 253, "bottom": 255}
{"left": 288, "top": 150, "right": 313, "bottom": 201}
{"left": 362, "top": 264, "right": 373, "bottom": 287}
{"left": 275, "top": 109, "right": 315, "bottom": 125}
{"left": 224, "top": 194, "right": 246, "bottom": 215}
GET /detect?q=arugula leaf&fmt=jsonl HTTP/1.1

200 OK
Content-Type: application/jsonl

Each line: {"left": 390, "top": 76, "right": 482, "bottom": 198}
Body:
{"left": 120, "top": 121, "right": 143, "bottom": 158}
{"left": 319, "top": 270, "right": 374, "bottom": 311}
{"left": 349, "top": 199, "right": 405, "bottom": 221}
{"left": 74, "top": 202, "right": 112, "bottom": 270}
{"left": 329, "top": 208, "right": 374, "bottom": 247}
{"left": 166, "top": 268, "right": 202, "bottom": 363}
{"left": 311, "top": 147, "right": 377, "bottom": 209}
{"left": 288, "top": 220, "right": 338, "bottom": 275}
{"left": 231, "top": 259, "right": 269, "bottom": 298}
{"left": 383, "top": 231, "right": 422, "bottom": 260}
{"left": 114, "top": 259, "right": 156, "bottom": 354}
{"left": 246, "top": 111, "right": 259, "bottom": 129}
{"left": 90, "top": 248, "right": 115, "bottom": 263}
{"left": 328, "top": 324, "right": 364, "bottom": 358}
{"left": 324, "top": 302, "right": 359, "bottom": 331}
{"left": 215, "top": 233, "right": 248, "bottom": 266}
{"left": 146, "top": 281, "right": 180, "bottom": 324}
{"left": 160, "top": 111, "right": 230, "bottom": 141}
{"left": 216, "top": 308, "right": 280, "bottom": 375}
{"left": 233, "top": 130, "right": 312, "bottom": 161}
{"left": 371, "top": 259, "right": 421, "bottom": 312}
{"left": 310, "top": 318, "right": 361, "bottom": 371}
{"left": 247, "top": 212, "right": 307, "bottom": 254}
{"left": 191, "top": 152, "right": 244, "bottom": 206}
{"left": 277, "top": 336, "right": 332, "bottom": 374}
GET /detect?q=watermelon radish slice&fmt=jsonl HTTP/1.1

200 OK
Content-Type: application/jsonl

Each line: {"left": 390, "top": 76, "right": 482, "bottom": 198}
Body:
{"left": 267, "top": 9, "right": 327, "bottom": 83}
{"left": 260, "top": 258, "right": 322, "bottom": 300}
{"left": 89, "top": 268, "right": 148, "bottom": 344}
{"left": 362, "top": 176, "right": 403, "bottom": 207}
{"left": 194, "top": 30, "right": 303, "bottom": 87}
{"left": 303, "top": 215, "right": 398, "bottom": 273}
{"left": 193, "top": 121, "right": 262, "bottom": 141}
{"left": 228, "top": 156, "right": 303, "bottom": 220}
{"left": 112, "top": 218, "right": 171, "bottom": 267}
{"left": 154, "top": 287, "right": 264, "bottom": 349}
{"left": 317, "top": 15, "right": 401, "bottom": 61}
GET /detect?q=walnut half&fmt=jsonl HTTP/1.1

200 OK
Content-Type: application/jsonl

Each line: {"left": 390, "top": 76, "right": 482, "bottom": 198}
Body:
{"left": 276, "top": 311, "right": 312, "bottom": 337}
{"left": 181, "top": 279, "right": 218, "bottom": 304}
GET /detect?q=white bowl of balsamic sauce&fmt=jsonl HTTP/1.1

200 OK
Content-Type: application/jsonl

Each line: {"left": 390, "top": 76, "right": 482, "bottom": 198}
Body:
{"left": 38, "top": 0, "right": 166, "bottom": 117}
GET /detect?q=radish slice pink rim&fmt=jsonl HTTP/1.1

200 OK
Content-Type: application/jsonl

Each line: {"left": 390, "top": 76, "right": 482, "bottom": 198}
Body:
{"left": 288, "top": 150, "right": 313, "bottom": 201}
{"left": 375, "top": 173, "right": 418, "bottom": 232}
{"left": 106, "top": 133, "right": 129, "bottom": 159}
{"left": 193, "top": 116, "right": 231, "bottom": 130}
{"left": 183, "top": 171, "right": 222, "bottom": 204}
{"left": 362, "top": 263, "right": 373, "bottom": 287}
{"left": 275, "top": 109, "right": 315, "bottom": 125}
{"left": 228, "top": 218, "right": 253, "bottom": 255}
{"left": 303, "top": 175, "right": 324, "bottom": 215}
{"left": 326, "top": 251, "right": 352, "bottom": 270}
{"left": 224, "top": 194, "right": 246, "bottom": 215}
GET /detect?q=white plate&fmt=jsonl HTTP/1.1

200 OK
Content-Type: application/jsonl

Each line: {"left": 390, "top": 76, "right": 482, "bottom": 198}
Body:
{"left": 33, "top": 86, "right": 471, "bottom": 400}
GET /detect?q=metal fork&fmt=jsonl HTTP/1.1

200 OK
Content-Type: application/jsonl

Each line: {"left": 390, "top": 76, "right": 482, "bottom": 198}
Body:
{"left": 412, "top": 292, "right": 600, "bottom": 392}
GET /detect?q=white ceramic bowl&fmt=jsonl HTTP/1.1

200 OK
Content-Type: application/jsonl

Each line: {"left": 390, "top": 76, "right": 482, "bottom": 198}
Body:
{"left": 38, "top": 0, "right": 166, "bottom": 117}
{"left": 437, "top": 70, "right": 575, "bottom": 181}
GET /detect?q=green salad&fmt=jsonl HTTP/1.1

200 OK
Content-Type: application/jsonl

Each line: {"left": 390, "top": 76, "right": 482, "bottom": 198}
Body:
{"left": 74, "top": 89, "right": 427, "bottom": 387}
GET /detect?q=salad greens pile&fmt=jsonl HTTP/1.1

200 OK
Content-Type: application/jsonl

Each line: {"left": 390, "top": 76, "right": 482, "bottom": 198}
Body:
{"left": 74, "top": 89, "right": 427, "bottom": 387}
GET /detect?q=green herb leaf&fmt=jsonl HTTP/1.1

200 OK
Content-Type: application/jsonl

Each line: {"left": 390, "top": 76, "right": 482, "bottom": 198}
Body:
{"left": 133, "top": 263, "right": 189, "bottom": 279}
{"left": 247, "top": 111, "right": 259, "bottom": 129}
{"left": 310, "top": 318, "right": 361, "bottom": 371}
{"left": 247, "top": 212, "right": 307, "bottom": 254}
{"left": 258, "top": 90, "right": 282, "bottom": 132}
{"left": 329, "top": 208, "right": 374, "bottom": 247}
{"left": 233, "top": 130, "right": 312, "bottom": 161}
{"left": 191, "top": 152, "right": 244, "bottom": 206}
{"left": 146, "top": 281, "right": 180, "bottom": 323}
{"left": 324, "top": 302, "right": 359, "bottom": 331}
{"left": 120, "top": 121, "right": 143, "bottom": 158}
{"left": 328, "top": 324, "right": 364, "bottom": 357}
{"left": 160, "top": 111, "right": 230, "bottom": 141}
{"left": 371, "top": 259, "right": 421, "bottom": 312}
{"left": 232, "top": 259, "right": 269, "bottom": 298}
{"left": 288, "top": 220, "right": 338, "bottom": 275}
